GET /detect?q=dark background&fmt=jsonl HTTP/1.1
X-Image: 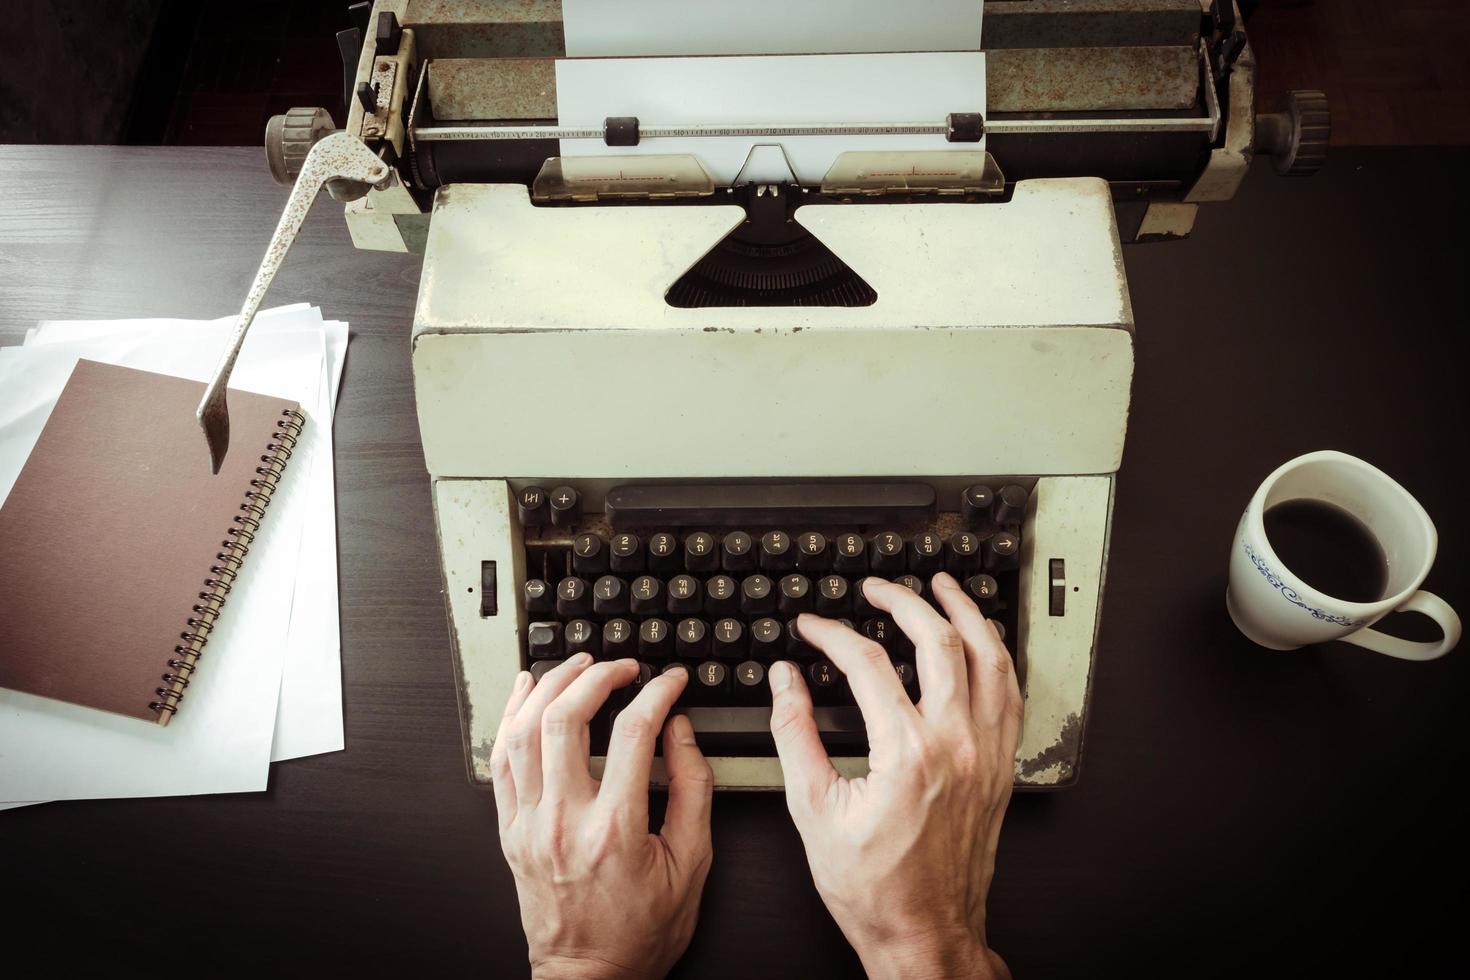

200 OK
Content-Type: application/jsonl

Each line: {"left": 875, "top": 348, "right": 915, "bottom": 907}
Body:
{"left": 5, "top": 1, "right": 1470, "bottom": 146}
{"left": 2, "top": 3, "right": 1467, "bottom": 979}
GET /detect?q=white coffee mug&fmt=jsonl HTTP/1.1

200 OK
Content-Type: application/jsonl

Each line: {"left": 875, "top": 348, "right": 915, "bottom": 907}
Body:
{"left": 1226, "top": 450, "right": 1461, "bottom": 660}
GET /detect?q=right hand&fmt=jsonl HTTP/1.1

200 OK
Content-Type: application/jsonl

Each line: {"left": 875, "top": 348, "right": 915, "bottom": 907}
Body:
{"left": 768, "top": 573, "right": 1022, "bottom": 980}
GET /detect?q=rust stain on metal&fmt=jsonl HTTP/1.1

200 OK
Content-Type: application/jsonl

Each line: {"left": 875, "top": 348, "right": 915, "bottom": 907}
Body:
{"left": 405, "top": 0, "right": 564, "bottom": 59}
{"left": 1018, "top": 711, "right": 1083, "bottom": 780}
{"left": 429, "top": 57, "right": 555, "bottom": 120}
{"left": 988, "top": 46, "right": 1196, "bottom": 112}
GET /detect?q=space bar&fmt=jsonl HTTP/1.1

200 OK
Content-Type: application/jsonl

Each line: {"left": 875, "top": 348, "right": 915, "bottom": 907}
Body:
{"left": 685, "top": 706, "right": 865, "bottom": 734}
{"left": 604, "top": 482, "right": 935, "bottom": 527}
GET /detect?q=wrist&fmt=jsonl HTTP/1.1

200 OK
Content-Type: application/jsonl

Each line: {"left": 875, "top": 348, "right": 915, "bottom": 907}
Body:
{"left": 530, "top": 954, "right": 646, "bottom": 980}
{"left": 849, "top": 926, "right": 1003, "bottom": 980}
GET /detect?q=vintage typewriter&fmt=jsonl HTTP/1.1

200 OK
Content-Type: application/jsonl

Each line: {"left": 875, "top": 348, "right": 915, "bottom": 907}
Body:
{"left": 225, "top": 0, "right": 1327, "bottom": 790}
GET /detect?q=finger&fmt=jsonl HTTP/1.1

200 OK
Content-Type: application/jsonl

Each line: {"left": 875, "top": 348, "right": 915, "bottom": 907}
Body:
{"left": 541, "top": 659, "right": 641, "bottom": 803}
{"left": 768, "top": 660, "right": 838, "bottom": 821}
{"left": 659, "top": 714, "right": 714, "bottom": 874}
{"left": 507, "top": 652, "right": 594, "bottom": 807}
{"left": 796, "top": 613, "right": 915, "bottom": 765}
{"left": 597, "top": 666, "right": 688, "bottom": 825}
{"left": 930, "top": 572, "right": 1014, "bottom": 726}
{"left": 861, "top": 577, "right": 969, "bottom": 719}
{"left": 491, "top": 670, "right": 533, "bottom": 830}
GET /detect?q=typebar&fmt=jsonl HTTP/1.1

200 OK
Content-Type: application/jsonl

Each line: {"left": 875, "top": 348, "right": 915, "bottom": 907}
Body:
{"left": 605, "top": 483, "right": 936, "bottom": 528}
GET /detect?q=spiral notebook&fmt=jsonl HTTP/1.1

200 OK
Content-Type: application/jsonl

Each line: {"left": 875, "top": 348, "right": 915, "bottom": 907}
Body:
{"left": 0, "top": 359, "right": 303, "bottom": 725}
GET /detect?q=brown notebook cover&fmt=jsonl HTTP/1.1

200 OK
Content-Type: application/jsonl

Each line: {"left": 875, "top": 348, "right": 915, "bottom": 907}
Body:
{"left": 0, "top": 359, "right": 303, "bottom": 724}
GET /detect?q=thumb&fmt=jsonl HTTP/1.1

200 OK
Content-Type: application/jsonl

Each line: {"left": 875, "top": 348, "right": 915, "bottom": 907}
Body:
{"left": 768, "top": 661, "right": 838, "bottom": 821}
{"left": 659, "top": 714, "right": 713, "bottom": 874}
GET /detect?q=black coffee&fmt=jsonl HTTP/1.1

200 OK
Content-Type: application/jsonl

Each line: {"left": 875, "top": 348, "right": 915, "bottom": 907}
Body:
{"left": 1262, "top": 499, "right": 1387, "bottom": 603}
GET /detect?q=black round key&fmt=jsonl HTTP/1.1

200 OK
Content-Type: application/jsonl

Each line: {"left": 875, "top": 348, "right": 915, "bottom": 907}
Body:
{"left": 945, "top": 532, "right": 982, "bottom": 577}
{"left": 961, "top": 484, "right": 994, "bottom": 525}
{"left": 556, "top": 576, "right": 592, "bottom": 618}
{"left": 676, "top": 618, "right": 709, "bottom": 659}
{"left": 684, "top": 531, "right": 719, "bottom": 573}
{"left": 603, "top": 618, "right": 636, "bottom": 657}
{"left": 750, "top": 617, "right": 783, "bottom": 656}
{"left": 785, "top": 618, "right": 814, "bottom": 658}
{"left": 632, "top": 661, "right": 655, "bottom": 688}
{"left": 529, "top": 659, "right": 563, "bottom": 682}
{"left": 870, "top": 531, "right": 905, "bottom": 573}
{"left": 740, "top": 574, "right": 776, "bottom": 617}
{"left": 592, "top": 575, "right": 629, "bottom": 617}
{"left": 609, "top": 532, "right": 645, "bottom": 574}
{"left": 572, "top": 533, "right": 609, "bottom": 577}
{"left": 704, "top": 575, "right": 738, "bottom": 617}
{"left": 630, "top": 575, "right": 664, "bottom": 616}
{"left": 795, "top": 531, "right": 829, "bottom": 573}
{"left": 993, "top": 621, "right": 1007, "bottom": 642}
{"left": 734, "top": 660, "right": 766, "bottom": 688}
{"left": 758, "top": 530, "right": 795, "bottom": 573}
{"left": 908, "top": 531, "right": 943, "bottom": 575}
{"left": 964, "top": 574, "right": 1000, "bottom": 612}
{"left": 647, "top": 532, "right": 681, "bottom": 576}
{"left": 695, "top": 660, "right": 729, "bottom": 693}
{"left": 711, "top": 617, "right": 746, "bottom": 659}
{"left": 564, "top": 618, "right": 599, "bottom": 655}
{"left": 517, "top": 486, "right": 550, "bottom": 526}
{"left": 985, "top": 532, "right": 1020, "bottom": 572}
{"left": 894, "top": 574, "right": 925, "bottom": 598}
{"left": 778, "top": 574, "right": 813, "bottom": 616}
{"left": 639, "top": 618, "right": 672, "bottom": 657}
{"left": 992, "top": 484, "right": 1028, "bottom": 527}
{"left": 808, "top": 660, "right": 839, "bottom": 688}
{"left": 721, "top": 531, "right": 756, "bottom": 573}
{"left": 832, "top": 533, "right": 867, "bottom": 575}
{"left": 893, "top": 660, "right": 918, "bottom": 696}
{"left": 852, "top": 577, "right": 879, "bottom": 617}
{"left": 527, "top": 621, "right": 562, "bottom": 659}
{"left": 549, "top": 485, "right": 581, "bottom": 527}
{"left": 667, "top": 574, "right": 702, "bottom": 616}
{"left": 815, "top": 575, "right": 850, "bottom": 616}
{"left": 861, "top": 617, "right": 895, "bottom": 649}
{"left": 523, "top": 578, "right": 554, "bottom": 615}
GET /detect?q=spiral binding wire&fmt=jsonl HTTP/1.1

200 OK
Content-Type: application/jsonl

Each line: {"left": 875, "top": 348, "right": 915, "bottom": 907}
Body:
{"left": 150, "top": 408, "right": 305, "bottom": 717}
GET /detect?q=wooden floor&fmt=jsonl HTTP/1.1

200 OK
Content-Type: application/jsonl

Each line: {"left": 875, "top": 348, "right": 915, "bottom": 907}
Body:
{"left": 145, "top": 1, "right": 1470, "bottom": 148}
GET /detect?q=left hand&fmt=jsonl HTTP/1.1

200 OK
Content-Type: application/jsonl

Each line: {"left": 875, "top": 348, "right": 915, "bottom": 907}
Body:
{"left": 491, "top": 655, "right": 714, "bottom": 980}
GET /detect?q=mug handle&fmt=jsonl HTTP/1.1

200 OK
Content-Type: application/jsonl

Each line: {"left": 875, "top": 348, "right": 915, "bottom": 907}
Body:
{"left": 1339, "top": 591, "right": 1462, "bottom": 661}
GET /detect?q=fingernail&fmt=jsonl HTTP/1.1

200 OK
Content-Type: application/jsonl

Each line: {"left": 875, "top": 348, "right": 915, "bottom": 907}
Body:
{"left": 770, "top": 661, "right": 792, "bottom": 693}
{"left": 934, "top": 571, "right": 958, "bottom": 589}
{"left": 673, "top": 714, "right": 696, "bottom": 743}
{"left": 570, "top": 651, "right": 593, "bottom": 666}
{"left": 618, "top": 657, "right": 638, "bottom": 668}
{"left": 665, "top": 662, "right": 689, "bottom": 676}
{"left": 514, "top": 671, "right": 531, "bottom": 691}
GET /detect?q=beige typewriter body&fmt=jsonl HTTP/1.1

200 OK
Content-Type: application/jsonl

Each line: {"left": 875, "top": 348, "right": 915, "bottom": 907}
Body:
{"left": 244, "top": 0, "right": 1320, "bottom": 793}
{"left": 414, "top": 176, "right": 1132, "bottom": 789}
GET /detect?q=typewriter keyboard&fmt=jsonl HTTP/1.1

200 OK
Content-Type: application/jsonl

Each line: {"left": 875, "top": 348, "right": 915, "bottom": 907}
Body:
{"left": 513, "top": 482, "right": 1026, "bottom": 757}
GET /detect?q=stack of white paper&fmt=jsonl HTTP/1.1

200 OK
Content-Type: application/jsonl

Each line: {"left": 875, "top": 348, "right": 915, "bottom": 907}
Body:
{"left": 0, "top": 305, "right": 347, "bottom": 809}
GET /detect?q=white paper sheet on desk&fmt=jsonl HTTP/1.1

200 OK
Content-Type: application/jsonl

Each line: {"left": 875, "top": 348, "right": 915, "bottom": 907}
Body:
{"left": 24, "top": 306, "right": 349, "bottom": 764}
{"left": 555, "top": 52, "right": 987, "bottom": 185}
{"left": 563, "top": 0, "right": 983, "bottom": 57}
{"left": 0, "top": 329, "right": 320, "bottom": 801}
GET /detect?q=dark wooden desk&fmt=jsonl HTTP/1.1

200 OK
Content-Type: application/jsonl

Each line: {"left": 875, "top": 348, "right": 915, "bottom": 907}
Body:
{"left": 1, "top": 147, "right": 1464, "bottom": 978}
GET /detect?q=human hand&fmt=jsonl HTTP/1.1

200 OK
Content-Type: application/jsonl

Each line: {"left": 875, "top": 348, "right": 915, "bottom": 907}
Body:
{"left": 491, "top": 656, "right": 714, "bottom": 980}
{"left": 768, "top": 573, "right": 1022, "bottom": 980}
